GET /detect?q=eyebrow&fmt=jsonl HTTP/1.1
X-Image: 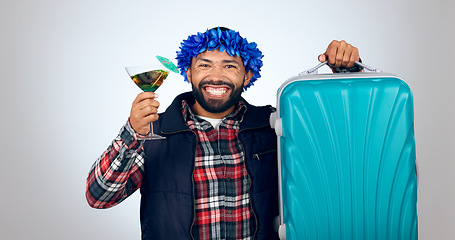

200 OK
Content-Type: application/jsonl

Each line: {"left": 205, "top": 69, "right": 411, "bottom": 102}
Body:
{"left": 195, "top": 58, "right": 241, "bottom": 65}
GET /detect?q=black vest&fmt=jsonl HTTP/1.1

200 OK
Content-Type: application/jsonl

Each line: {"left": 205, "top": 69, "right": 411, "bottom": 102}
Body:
{"left": 140, "top": 92, "right": 279, "bottom": 239}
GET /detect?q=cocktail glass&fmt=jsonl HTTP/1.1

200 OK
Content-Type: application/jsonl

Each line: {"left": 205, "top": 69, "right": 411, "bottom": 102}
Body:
{"left": 125, "top": 55, "right": 179, "bottom": 140}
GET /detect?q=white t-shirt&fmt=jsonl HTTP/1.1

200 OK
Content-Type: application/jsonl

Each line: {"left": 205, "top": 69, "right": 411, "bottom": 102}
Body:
{"left": 197, "top": 115, "right": 223, "bottom": 131}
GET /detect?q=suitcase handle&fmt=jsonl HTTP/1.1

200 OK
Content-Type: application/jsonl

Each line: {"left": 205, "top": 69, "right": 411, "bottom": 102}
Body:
{"left": 299, "top": 60, "right": 381, "bottom": 75}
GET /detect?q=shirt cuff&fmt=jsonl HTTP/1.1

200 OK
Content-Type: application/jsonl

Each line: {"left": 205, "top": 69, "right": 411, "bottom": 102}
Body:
{"left": 120, "top": 120, "right": 146, "bottom": 149}
{"left": 331, "top": 58, "right": 364, "bottom": 73}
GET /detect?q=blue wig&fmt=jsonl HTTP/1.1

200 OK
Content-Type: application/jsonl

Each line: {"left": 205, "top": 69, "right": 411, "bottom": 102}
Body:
{"left": 176, "top": 27, "right": 264, "bottom": 90}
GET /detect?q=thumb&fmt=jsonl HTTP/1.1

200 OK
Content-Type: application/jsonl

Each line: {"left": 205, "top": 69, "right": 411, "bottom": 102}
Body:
{"left": 318, "top": 54, "right": 327, "bottom": 62}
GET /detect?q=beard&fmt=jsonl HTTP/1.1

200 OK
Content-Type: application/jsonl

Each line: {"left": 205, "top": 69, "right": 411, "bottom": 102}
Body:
{"left": 191, "top": 78, "right": 244, "bottom": 114}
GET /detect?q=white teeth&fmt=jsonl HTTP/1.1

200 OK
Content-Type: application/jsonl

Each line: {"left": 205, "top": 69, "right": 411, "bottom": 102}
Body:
{"left": 206, "top": 87, "right": 227, "bottom": 95}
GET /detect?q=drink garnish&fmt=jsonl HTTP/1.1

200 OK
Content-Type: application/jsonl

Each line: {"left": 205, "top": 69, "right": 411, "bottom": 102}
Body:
{"left": 156, "top": 55, "right": 179, "bottom": 73}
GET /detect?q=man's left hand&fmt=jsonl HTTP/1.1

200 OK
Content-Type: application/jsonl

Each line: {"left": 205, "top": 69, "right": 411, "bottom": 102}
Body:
{"left": 318, "top": 40, "right": 360, "bottom": 68}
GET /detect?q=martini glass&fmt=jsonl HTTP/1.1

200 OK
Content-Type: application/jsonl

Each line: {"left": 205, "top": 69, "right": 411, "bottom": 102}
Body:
{"left": 125, "top": 55, "right": 179, "bottom": 140}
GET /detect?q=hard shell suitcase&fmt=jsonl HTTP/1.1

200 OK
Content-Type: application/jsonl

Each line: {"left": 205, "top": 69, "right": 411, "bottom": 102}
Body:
{"left": 270, "top": 62, "right": 418, "bottom": 239}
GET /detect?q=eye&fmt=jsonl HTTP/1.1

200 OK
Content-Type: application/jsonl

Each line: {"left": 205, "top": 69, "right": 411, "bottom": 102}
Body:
{"left": 198, "top": 63, "right": 210, "bottom": 68}
{"left": 226, "top": 64, "right": 237, "bottom": 69}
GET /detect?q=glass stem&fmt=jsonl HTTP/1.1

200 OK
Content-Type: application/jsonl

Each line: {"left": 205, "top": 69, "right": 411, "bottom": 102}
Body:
{"left": 149, "top": 122, "right": 154, "bottom": 135}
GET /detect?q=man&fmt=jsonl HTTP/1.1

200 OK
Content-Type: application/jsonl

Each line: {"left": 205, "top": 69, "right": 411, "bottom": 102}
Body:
{"left": 86, "top": 27, "right": 361, "bottom": 239}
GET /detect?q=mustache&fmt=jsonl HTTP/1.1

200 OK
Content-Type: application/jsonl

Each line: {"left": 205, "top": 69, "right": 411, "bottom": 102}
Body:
{"left": 198, "top": 80, "right": 235, "bottom": 89}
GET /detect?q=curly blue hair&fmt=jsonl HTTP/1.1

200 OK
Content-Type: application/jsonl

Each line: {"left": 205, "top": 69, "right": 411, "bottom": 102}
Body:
{"left": 176, "top": 27, "right": 264, "bottom": 90}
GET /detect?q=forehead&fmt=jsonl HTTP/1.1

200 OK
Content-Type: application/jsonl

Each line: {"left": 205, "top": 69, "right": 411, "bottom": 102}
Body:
{"left": 193, "top": 49, "right": 243, "bottom": 63}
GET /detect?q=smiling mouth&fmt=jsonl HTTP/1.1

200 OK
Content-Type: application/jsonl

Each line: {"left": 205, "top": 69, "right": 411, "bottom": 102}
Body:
{"left": 204, "top": 86, "right": 230, "bottom": 96}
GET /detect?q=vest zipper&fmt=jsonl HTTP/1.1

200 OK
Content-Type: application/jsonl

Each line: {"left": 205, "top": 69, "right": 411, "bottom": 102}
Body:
{"left": 248, "top": 170, "right": 259, "bottom": 239}
{"left": 237, "top": 124, "right": 274, "bottom": 239}
{"left": 236, "top": 139, "right": 258, "bottom": 239}
{"left": 189, "top": 131, "right": 197, "bottom": 240}
{"left": 237, "top": 133, "right": 266, "bottom": 239}
{"left": 162, "top": 128, "right": 198, "bottom": 239}
{"left": 252, "top": 149, "right": 277, "bottom": 161}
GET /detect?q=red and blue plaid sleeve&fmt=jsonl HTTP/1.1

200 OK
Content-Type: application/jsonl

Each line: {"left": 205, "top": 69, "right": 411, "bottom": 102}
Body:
{"left": 86, "top": 121, "right": 145, "bottom": 209}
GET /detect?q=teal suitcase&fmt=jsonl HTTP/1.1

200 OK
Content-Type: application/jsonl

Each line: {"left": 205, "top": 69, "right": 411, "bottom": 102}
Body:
{"left": 271, "top": 62, "right": 418, "bottom": 239}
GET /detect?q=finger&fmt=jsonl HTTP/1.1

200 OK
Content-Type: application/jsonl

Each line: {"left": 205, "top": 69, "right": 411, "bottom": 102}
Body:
{"left": 145, "top": 113, "right": 159, "bottom": 122}
{"left": 349, "top": 47, "right": 360, "bottom": 67}
{"left": 346, "top": 52, "right": 357, "bottom": 68}
{"left": 142, "top": 105, "right": 159, "bottom": 115}
{"left": 342, "top": 45, "right": 353, "bottom": 67}
{"left": 130, "top": 99, "right": 160, "bottom": 123}
{"left": 343, "top": 43, "right": 361, "bottom": 68}
{"left": 144, "top": 112, "right": 160, "bottom": 127}
{"left": 326, "top": 40, "right": 339, "bottom": 66}
{"left": 129, "top": 111, "right": 149, "bottom": 134}
{"left": 136, "top": 99, "right": 160, "bottom": 110}
{"left": 130, "top": 106, "right": 150, "bottom": 122}
{"left": 132, "top": 115, "right": 156, "bottom": 135}
{"left": 318, "top": 54, "right": 326, "bottom": 62}
{"left": 133, "top": 103, "right": 159, "bottom": 121}
{"left": 129, "top": 109, "right": 159, "bottom": 135}
{"left": 133, "top": 92, "right": 158, "bottom": 105}
{"left": 132, "top": 97, "right": 160, "bottom": 113}
{"left": 334, "top": 40, "right": 347, "bottom": 68}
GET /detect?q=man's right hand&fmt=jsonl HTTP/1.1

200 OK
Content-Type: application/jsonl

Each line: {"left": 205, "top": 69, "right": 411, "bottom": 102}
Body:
{"left": 129, "top": 92, "right": 160, "bottom": 135}
{"left": 318, "top": 40, "right": 360, "bottom": 68}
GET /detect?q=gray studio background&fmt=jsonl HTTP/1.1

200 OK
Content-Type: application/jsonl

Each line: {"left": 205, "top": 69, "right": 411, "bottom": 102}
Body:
{"left": 1, "top": 0, "right": 454, "bottom": 239}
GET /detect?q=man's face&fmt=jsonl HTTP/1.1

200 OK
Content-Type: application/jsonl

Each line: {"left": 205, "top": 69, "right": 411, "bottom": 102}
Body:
{"left": 186, "top": 49, "right": 253, "bottom": 117}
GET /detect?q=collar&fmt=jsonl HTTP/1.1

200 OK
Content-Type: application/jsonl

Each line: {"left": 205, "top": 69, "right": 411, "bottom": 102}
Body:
{"left": 160, "top": 92, "right": 273, "bottom": 134}
{"left": 181, "top": 98, "right": 247, "bottom": 125}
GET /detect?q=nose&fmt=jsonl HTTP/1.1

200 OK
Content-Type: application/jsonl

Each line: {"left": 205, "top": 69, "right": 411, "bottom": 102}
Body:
{"left": 209, "top": 66, "right": 225, "bottom": 81}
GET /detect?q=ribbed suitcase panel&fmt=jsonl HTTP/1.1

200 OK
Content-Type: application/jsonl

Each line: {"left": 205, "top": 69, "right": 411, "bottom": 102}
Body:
{"left": 279, "top": 77, "right": 417, "bottom": 239}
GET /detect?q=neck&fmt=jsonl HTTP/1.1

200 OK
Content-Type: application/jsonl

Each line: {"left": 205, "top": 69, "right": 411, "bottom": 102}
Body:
{"left": 191, "top": 101, "right": 235, "bottom": 119}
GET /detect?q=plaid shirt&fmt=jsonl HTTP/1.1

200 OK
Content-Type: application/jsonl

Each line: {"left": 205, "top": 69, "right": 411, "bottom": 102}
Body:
{"left": 182, "top": 100, "right": 253, "bottom": 240}
{"left": 86, "top": 99, "right": 254, "bottom": 239}
{"left": 85, "top": 121, "right": 145, "bottom": 209}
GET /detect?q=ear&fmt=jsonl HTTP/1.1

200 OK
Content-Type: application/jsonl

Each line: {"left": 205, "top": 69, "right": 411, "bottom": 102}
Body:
{"left": 244, "top": 70, "right": 254, "bottom": 86}
{"left": 186, "top": 68, "right": 192, "bottom": 83}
